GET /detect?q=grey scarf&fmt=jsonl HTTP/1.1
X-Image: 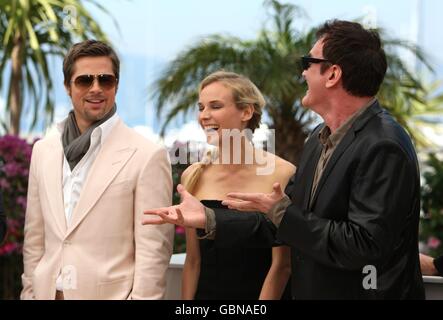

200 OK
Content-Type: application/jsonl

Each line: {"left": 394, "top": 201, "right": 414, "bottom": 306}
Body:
{"left": 62, "top": 105, "right": 117, "bottom": 170}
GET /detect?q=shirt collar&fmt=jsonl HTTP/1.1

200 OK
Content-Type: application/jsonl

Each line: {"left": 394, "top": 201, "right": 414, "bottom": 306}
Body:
{"left": 318, "top": 98, "right": 377, "bottom": 148}
{"left": 57, "top": 112, "right": 119, "bottom": 147}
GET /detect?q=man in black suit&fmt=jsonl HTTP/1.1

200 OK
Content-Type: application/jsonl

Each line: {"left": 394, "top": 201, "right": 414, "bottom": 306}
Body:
{"left": 0, "top": 190, "right": 6, "bottom": 243}
{"left": 143, "top": 20, "right": 425, "bottom": 299}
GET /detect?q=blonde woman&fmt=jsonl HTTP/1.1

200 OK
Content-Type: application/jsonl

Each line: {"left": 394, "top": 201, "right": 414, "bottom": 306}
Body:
{"left": 180, "top": 71, "right": 295, "bottom": 300}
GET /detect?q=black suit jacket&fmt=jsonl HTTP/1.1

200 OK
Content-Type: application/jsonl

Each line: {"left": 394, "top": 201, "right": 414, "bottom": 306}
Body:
{"left": 212, "top": 101, "right": 425, "bottom": 299}
{"left": 0, "top": 191, "right": 6, "bottom": 243}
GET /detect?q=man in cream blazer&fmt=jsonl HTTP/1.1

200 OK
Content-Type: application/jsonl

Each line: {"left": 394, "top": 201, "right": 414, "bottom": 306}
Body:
{"left": 21, "top": 40, "right": 174, "bottom": 300}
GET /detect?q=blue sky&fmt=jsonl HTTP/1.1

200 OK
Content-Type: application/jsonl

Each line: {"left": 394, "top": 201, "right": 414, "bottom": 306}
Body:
{"left": 94, "top": 0, "right": 442, "bottom": 60}
{"left": 13, "top": 0, "right": 443, "bottom": 135}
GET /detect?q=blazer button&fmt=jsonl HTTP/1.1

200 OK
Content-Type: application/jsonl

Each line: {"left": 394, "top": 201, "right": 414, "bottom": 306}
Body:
{"left": 63, "top": 240, "right": 71, "bottom": 246}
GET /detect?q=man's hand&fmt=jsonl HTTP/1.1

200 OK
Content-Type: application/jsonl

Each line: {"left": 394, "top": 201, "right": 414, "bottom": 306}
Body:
{"left": 142, "top": 184, "right": 206, "bottom": 229}
{"left": 420, "top": 253, "right": 438, "bottom": 276}
{"left": 222, "top": 182, "right": 284, "bottom": 214}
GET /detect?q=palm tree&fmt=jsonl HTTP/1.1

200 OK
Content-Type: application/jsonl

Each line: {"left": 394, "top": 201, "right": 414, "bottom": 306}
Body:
{"left": 0, "top": 0, "right": 117, "bottom": 135}
{"left": 153, "top": 0, "right": 440, "bottom": 165}
{"left": 379, "top": 77, "right": 443, "bottom": 148}
{"left": 153, "top": 0, "right": 313, "bottom": 165}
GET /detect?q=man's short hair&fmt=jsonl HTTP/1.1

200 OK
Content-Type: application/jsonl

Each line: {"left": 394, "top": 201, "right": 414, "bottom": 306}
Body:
{"left": 63, "top": 40, "right": 120, "bottom": 86}
{"left": 317, "top": 20, "right": 387, "bottom": 97}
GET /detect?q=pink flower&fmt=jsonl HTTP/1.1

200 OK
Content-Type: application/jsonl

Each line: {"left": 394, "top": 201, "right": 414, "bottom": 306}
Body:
{"left": 0, "top": 134, "right": 37, "bottom": 257}
{"left": 0, "top": 178, "right": 10, "bottom": 190}
{"left": 16, "top": 196, "right": 27, "bottom": 210}
{"left": 427, "top": 236, "right": 441, "bottom": 249}
{"left": 3, "top": 162, "right": 21, "bottom": 177}
{"left": 0, "top": 242, "right": 18, "bottom": 255}
{"left": 175, "top": 226, "right": 185, "bottom": 235}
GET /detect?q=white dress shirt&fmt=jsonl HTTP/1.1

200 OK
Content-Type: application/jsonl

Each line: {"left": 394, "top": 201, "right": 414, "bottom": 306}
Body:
{"left": 55, "top": 113, "right": 119, "bottom": 291}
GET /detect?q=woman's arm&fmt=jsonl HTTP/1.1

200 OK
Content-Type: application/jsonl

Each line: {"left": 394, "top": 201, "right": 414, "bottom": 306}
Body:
{"left": 259, "top": 158, "right": 294, "bottom": 299}
{"left": 259, "top": 245, "right": 291, "bottom": 299}
{"left": 180, "top": 164, "right": 202, "bottom": 300}
{"left": 181, "top": 227, "right": 201, "bottom": 299}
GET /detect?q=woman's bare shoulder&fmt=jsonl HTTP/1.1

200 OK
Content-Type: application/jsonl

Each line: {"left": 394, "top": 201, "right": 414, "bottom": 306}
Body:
{"left": 265, "top": 152, "right": 296, "bottom": 178}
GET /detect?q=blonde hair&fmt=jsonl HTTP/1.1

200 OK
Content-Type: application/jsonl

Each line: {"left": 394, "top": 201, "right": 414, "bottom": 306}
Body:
{"left": 182, "top": 149, "right": 216, "bottom": 194}
{"left": 199, "top": 70, "right": 266, "bottom": 132}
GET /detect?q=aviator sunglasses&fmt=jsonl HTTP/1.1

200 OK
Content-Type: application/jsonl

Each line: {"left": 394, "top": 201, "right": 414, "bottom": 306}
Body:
{"left": 71, "top": 74, "right": 118, "bottom": 90}
{"left": 301, "top": 56, "right": 331, "bottom": 71}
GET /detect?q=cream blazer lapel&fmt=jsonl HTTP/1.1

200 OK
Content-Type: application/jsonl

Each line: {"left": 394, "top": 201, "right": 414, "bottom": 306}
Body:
{"left": 65, "top": 120, "right": 136, "bottom": 237}
{"left": 42, "top": 134, "right": 67, "bottom": 235}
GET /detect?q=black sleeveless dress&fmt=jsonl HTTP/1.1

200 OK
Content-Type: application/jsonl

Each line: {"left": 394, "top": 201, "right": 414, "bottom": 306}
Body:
{"left": 194, "top": 200, "right": 291, "bottom": 300}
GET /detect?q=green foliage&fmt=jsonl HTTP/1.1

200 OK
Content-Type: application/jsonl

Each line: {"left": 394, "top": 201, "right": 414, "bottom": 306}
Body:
{"left": 153, "top": 0, "right": 315, "bottom": 135}
{"left": 420, "top": 153, "right": 443, "bottom": 257}
{"left": 153, "top": 0, "right": 316, "bottom": 164}
{"left": 0, "top": 0, "right": 117, "bottom": 134}
{"left": 152, "top": 0, "right": 443, "bottom": 164}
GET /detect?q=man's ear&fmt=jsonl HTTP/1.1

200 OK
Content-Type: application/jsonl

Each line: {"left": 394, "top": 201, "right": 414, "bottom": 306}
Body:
{"left": 325, "top": 65, "right": 342, "bottom": 88}
{"left": 64, "top": 83, "right": 71, "bottom": 97}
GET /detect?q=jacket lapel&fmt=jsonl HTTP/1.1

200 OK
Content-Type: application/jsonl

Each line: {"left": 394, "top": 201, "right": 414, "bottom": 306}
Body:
{"left": 295, "top": 125, "right": 324, "bottom": 211}
{"left": 310, "top": 101, "right": 383, "bottom": 207}
{"left": 302, "top": 143, "right": 323, "bottom": 210}
{"left": 43, "top": 135, "right": 68, "bottom": 235}
{"left": 65, "top": 121, "right": 136, "bottom": 237}
{"left": 310, "top": 130, "right": 355, "bottom": 207}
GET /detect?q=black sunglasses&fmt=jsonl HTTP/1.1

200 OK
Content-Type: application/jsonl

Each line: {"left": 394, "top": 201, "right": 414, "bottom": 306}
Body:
{"left": 71, "top": 74, "right": 118, "bottom": 90}
{"left": 301, "top": 56, "right": 331, "bottom": 71}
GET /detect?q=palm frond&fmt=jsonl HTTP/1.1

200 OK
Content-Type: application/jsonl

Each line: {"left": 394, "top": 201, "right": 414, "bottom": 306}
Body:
{"left": 151, "top": 0, "right": 443, "bottom": 153}
{"left": 0, "top": 0, "right": 117, "bottom": 134}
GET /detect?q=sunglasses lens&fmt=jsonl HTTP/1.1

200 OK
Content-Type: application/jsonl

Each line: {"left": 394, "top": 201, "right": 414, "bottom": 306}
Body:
{"left": 73, "top": 74, "right": 117, "bottom": 90}
{"left": 300, "top": 56, "right": 331, "bottom": 71}
{"left": 301, "top": 57, "right": 310, "bottom": 71}
{"left": 98, "top": 74, "right": 117, "bottom": 89}
{"left": 74, "top": 75, "right": 94, "bottom": 89}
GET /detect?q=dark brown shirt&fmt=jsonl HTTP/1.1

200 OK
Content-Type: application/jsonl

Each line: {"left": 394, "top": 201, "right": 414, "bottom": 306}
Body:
{"left": 309, "top": 98, "right": 375, "bottom": 208}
